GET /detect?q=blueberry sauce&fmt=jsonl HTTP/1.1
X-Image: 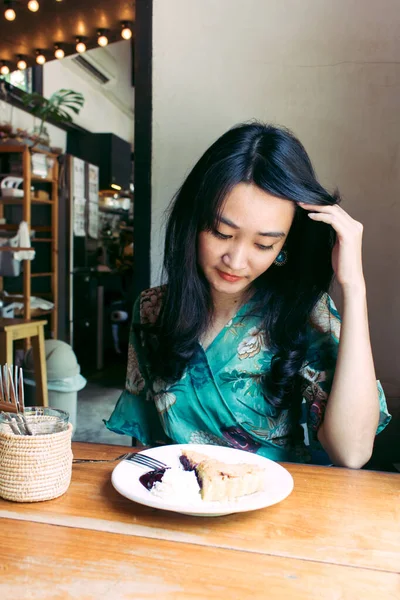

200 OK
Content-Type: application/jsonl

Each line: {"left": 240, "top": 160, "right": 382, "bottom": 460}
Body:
{"left": 179, "top": 455, "right": 193, "bottom": 471}
{"left": 139, "top": 468, "right": 168, "bottom": 491}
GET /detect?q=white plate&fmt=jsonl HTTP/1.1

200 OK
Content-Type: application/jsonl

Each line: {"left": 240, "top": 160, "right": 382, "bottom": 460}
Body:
{"left": 111, "top": 444, "right": 294, "bottom": 517}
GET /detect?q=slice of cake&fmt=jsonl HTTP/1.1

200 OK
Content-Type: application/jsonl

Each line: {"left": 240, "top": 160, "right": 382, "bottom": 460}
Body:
{"left": 180, "top": 449, "right": 265, "bottom": 502}
{"left": 179, "top": 450, "right": 210, "bottom": 472}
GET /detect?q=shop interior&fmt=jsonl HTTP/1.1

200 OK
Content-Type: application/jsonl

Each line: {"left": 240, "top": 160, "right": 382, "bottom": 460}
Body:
{"left": 0, "top": 0, "right": 136, "bottom": 445}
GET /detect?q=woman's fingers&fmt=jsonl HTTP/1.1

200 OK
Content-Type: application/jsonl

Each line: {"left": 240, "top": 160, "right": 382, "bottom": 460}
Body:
{"left": 306, "top": 211, "right": 336, "bottom": 222}
{"left": 298, "top": 201, "right": 339, "bottom": 211}
{"left": 298, "top": 202, "right": 364, "bottom": 287}
{"left": 298, "top": 202, "right": 363, "bottom": 236}
{"left": 306, "top": 211, "right": 348, "bottom": 238}
{"left": 298, "top": 202, "right": 345, "bottom": 218}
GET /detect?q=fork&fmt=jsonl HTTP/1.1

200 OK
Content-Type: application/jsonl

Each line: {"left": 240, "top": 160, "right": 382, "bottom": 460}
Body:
{"left": 73, "top": 452, "right": 167, "bottom": 470}
{"left": 125, "top": 453, "right": 167, "bottom": 470}
{"left": 0, "top": 365, "right": 18, "bottom": 415}
{"left": 0, "top": 364, "right": 32, "bottom": 435}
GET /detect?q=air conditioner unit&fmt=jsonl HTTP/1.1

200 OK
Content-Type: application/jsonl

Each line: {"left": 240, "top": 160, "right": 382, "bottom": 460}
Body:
{"left": 70, "top": 48, "right": 117, "bottom": 87}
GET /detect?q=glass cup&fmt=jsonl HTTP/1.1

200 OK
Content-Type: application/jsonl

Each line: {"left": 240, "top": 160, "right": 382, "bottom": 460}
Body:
{"left": 0, "top": 406, "right": 69, "bottom": 435}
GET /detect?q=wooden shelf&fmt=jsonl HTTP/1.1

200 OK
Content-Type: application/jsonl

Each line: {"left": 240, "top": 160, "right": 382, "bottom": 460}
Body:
{"left": 31, "top": 176, "right": 56, "bottom": 183}
{"left": 0, "top": 144, "right": 59, "bottom": 338}
{"left": 0, "top": 224, "right": 51, "bottom": 232}
{"left": 32, "top": 226, "right": 52, "bottom": 232}
{"left": 0, "top": 246, "right": 33, "bottom": 252}
{"left": 14, "top": 309, "right": 54, "bottom": 318}
{"left": 29, "top": 147, "right": 59, "bottom": 158}
{"left": 0, "top": 144, "right": 58, "bottom": 158}
{"left": 0, "top": 197, "right": 54, "bottom": 204}
{"left": 0, "top": 197, "right": 25, "bottom": 204}
{"left": 0, "top": 144, "right": 24, "bottom": 153}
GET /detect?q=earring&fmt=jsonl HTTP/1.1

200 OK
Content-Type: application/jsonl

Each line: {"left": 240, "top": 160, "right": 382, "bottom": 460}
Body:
{"left": 274, "top": 249, "right": 288, "bottom": 266}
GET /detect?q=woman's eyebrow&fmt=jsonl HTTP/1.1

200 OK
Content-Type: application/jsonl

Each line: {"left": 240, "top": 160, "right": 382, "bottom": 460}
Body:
{"left": 258, "top": 230, "right": 286, "bottom": 238}
{"left": 219, "top": 216, "right": 285, "bottom": 238}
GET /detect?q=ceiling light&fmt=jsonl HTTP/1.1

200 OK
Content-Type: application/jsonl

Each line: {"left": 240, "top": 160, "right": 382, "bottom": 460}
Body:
{"left": 54, "top": 44, "right": 65, "bottom": 59}
{"left": 97, "top": 30, "right": 108, "bottom": 47}
{"left": 4, "top": 1, "right": 16, "bottom": 21}
{"left": 76, "top": 38, "right": 86, "bottom": 53}
{"left": 17, "top": 55, "right": 27, "bottom": 70}
{"left": 0, "top": 62, "right": 10, "bottom": 75}
{"left": 121, "top": 22, "right": 132, "bottom": 40}
{"left": 35, "top": 49, "right": 46, "bottom": 65}
{"left": 111, "top": 184, "right": 122, "bottom": 191}
{"left": 27, "top": 0, "right": 39, "bottom": 11}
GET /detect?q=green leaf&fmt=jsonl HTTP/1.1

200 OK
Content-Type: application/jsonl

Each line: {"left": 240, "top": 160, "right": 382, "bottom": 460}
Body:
{"left": 22, "top": 88, "right": 85, "bottom": 129}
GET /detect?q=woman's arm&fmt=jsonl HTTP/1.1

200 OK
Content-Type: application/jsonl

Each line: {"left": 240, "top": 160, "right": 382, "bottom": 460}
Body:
{"left": 317, "top": 282, "right": 379, "bottom": 468}
{"left": 299, "top": 203, "right": 379, "bottom": 468}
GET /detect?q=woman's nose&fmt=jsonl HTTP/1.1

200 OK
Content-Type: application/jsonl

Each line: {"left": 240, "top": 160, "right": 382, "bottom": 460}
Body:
{"left": 222, "top": 243, "right": 248, "bottom": 270}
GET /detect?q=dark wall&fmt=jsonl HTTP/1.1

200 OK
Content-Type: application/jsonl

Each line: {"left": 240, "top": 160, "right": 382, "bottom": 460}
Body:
{"left": 67, "top": 132, "right": 132, "bottom": 191}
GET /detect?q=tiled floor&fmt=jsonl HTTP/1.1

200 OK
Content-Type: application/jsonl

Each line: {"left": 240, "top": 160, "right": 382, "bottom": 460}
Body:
{"left": 73, "top": 362, "right": 132, "bottom": 447}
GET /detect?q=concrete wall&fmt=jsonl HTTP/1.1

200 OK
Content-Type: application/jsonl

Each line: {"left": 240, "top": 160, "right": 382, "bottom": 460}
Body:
{"left": 43, "top": 40, "right": 134, "bottom": 146}
{"left": 152, "top": 0, "right": 400, "bottom": 395}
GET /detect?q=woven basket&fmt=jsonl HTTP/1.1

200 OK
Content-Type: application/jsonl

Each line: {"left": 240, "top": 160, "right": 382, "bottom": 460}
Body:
{"left": 0, "top": 422, "right": 73, "bottom": 502}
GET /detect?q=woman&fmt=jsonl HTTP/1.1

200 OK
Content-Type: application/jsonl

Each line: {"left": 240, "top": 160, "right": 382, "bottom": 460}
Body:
{"left": 106, "top": 122, "right": 390, "bottom": 467}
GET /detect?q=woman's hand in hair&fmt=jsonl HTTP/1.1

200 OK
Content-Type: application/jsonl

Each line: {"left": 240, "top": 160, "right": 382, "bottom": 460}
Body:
{"left": 299, "top": 203, "right": 379, "bottom": 469}
{"left": 298, "top": 203, "right": 364, "bottom": 292}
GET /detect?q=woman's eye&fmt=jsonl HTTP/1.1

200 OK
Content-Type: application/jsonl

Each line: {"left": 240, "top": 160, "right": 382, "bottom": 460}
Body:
{"left": 256, "top": 244, "right": 274, "bottom": 251}
{"left": 212, "top": 229, "right": 231, "bottom": 240}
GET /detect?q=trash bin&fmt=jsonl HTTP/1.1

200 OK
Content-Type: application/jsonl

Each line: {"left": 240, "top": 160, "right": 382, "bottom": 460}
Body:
{"left": 23, "top": 340, "right": 87, "bottom": 431}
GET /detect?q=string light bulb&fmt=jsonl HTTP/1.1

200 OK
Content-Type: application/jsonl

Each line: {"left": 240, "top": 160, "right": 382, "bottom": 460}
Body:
{"left": 27, "top": 0, "right": 39, "bottom": 11}
{"left": 35, "top": 50, "right": 46, "bottom": 65}
{"left": 97, "top": 30, "right": 108, "bottom": 47}
{"left": 4, "top": 1, "right": 16, "bottom": 21}
{"left": 0, "top": 62, "right": 10, "bottom": 75}
{"left": 17, "top": 56, "right": 27, "bottom": 70}
{"left": 75, "top": 38, "right": 86, "bottom": 53}
{"left": 54, "top": 44, "right": 65, "bottom": 59}
{"left": 121, "top": 22, "right": 132, "bottom": 40}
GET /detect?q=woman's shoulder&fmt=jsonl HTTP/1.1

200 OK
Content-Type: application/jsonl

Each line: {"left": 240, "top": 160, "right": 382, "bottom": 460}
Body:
{"left": 134, "top": 285, "right": 167, "bottom": 325}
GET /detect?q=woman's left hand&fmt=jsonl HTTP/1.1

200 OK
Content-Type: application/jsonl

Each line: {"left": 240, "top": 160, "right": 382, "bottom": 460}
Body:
{"left": 299, "top": 202, "right": 365, "bottom": 290}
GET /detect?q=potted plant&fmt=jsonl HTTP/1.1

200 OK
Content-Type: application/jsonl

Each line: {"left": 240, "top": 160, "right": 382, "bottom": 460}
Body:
{"left": 22, "top": 88, "right": 85, "bottom": 148}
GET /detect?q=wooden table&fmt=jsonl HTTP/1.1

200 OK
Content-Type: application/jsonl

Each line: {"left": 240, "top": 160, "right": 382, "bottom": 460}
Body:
{"left": 0, "top": 442, "right": 399, "bottom": 599}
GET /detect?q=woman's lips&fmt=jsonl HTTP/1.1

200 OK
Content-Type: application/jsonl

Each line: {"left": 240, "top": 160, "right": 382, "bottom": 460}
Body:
{"left": 216, "top": 269, "right": 244, "bottom": 282}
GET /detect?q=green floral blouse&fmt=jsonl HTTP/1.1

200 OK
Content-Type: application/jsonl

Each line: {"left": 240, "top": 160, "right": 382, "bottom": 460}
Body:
{"left": 105, "top": 286, "right": 390, "bottom": 464}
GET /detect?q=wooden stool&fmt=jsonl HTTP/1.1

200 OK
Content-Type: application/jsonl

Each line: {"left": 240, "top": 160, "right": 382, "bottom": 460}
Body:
{"left": 0, "top": 318, "right": 48, "bottom": 407}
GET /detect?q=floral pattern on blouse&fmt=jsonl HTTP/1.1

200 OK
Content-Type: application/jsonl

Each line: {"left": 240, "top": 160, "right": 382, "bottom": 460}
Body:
{"left": 105, "top": 286, "right": 390, "bottom": 464}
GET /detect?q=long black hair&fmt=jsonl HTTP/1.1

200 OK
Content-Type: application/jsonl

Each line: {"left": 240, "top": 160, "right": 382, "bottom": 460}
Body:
{"left": 144, "top": 122, "right": 339, "bottom": 409}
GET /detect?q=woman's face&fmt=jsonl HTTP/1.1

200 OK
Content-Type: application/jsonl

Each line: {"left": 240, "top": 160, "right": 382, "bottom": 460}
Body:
{"left": 198, "top": 183, "right": 296, "bottom": 301}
